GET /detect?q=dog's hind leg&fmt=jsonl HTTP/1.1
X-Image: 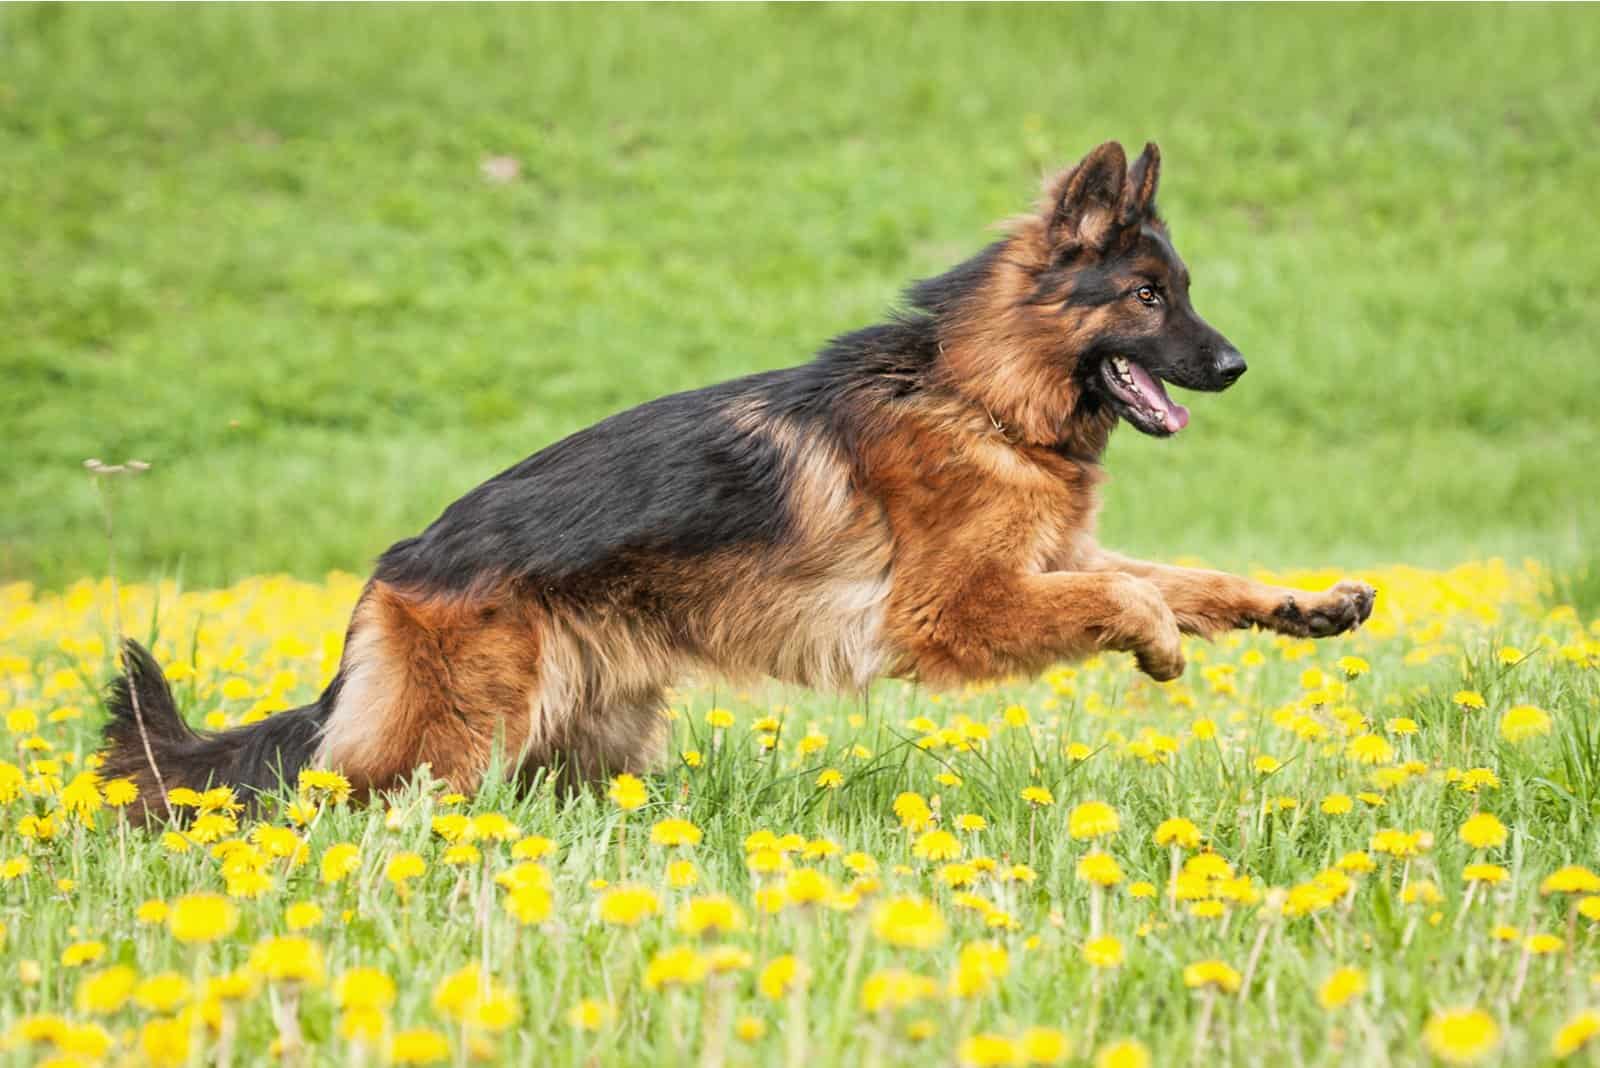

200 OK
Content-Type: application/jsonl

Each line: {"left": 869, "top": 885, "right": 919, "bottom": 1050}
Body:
{"left": 315, "top": 581, "right": 540, "bottom": 795}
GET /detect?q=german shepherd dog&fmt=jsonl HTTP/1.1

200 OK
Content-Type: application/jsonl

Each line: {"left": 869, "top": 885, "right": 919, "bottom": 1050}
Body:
{"left": 102, "top": 141, "right": 1375, "bottom": 820}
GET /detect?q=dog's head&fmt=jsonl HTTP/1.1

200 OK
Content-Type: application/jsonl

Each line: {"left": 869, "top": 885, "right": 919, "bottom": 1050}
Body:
{"left": 925, "top": 141, "right": 1243, "bottom": 446}
{"left": 1028, "top": 141, "right": 1244, "bottom": 438}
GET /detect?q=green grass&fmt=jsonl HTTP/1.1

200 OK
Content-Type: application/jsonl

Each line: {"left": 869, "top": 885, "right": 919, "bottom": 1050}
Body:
{"left": 3, "top": 4, "right": 1598, "bottom": 587}
{"left": 3, "top": 566, "right": 1599, "bottom": 1066}
{"left": 7, "top": 12, "right": 1600, "bottom": 1063}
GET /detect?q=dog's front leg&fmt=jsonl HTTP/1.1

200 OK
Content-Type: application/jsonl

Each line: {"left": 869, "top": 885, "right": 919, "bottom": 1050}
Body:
{"left": 905, "top": 569, "right": 1187, "bottom": 682}
{"left": 1091, "top": 552, "right": 1375, "bottom": 640}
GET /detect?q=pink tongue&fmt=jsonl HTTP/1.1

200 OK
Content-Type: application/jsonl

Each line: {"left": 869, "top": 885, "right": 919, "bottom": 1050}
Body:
{"left": 1126, "top": 361, "right": 1190, "bottom": 432}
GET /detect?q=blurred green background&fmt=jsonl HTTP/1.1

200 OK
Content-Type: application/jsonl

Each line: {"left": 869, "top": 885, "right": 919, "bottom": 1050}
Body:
{"left": 3, "top": 4, "right": 1597, "bottom": 589}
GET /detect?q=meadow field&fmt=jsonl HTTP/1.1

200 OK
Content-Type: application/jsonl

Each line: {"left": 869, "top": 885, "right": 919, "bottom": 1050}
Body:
{"left": 3, "top": 4, "right": 1600, "bottom": 1067}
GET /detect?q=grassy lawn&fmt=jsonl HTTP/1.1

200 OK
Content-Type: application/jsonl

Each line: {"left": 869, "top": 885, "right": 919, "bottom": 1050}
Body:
{"left": 3, "top": 563, "right": 1599, "bottom": 1067}
{"left": 4, "top": 7, "right": 1600, "bottom": 1068}
{"left": 3, "top": 4, "right": 1598, "bottom": 586}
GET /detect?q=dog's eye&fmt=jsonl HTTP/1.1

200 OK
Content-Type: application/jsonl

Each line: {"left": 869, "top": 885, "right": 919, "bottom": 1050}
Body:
{"left": 1135, "top": 285, "right": 1159, "bottom": 306}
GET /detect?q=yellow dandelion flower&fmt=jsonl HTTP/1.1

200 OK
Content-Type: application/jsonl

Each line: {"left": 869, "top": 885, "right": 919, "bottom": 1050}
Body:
{"left": 385, "top": 852, "right": 426, "bottom": 895}
{"left": 337, "top": 967, "right": 396, "bottom": 1010}
{"left": 1083, "top": 935, "right": 1124, "bottom": 969}
{"left": 598, "top": 884, "right": 660, "bottom": 927}
{"left": 75, "top": 965, "right": 136, "bottom": 1014}
{"left": 1094, "top": 1038, "right": 1151, "bottom": 1068}
{"left": 1337, "top": 851, "right": 1376, "bottom": 874}
{"left": 133, "top": 973, "right": 190, "bottom": 1013}
{"left": 650, "top": 817, "right": 702, "bottom": 848}
{"left": 1499, "top": 704, "right": 1552, "bottom": 743}
{"left": 699, "top": 945, "right": 749, "bottom": 975}
{"left": 893, "top": 792, "right": 934, "bottom": 830}
{"left": 949, "top": 940, "right": 1010, "bottom": 998}
{"left": 958, "top": 1033, "right": 1020, "bottom": 1067}
{"left": 567, "top": 998, "right": 616, "bottom": 1032}
{"left": 1067, "top": 800, "right": 1117, "bottom": 838}
{"left": 1346, "top": 733, "right": 1394, "bottom": 765}
{"left": 844, "top": 852, "right": 879, "bottom": 875}
{"left": 443, "top": 843, "right": 481, "bottom": 866}
{"left": 1153, "top": 817, "right": 1201, "bottom": 849}
{"left": 390, "top": 1028, "right": 452, "bottom": 1064}
{"left": 1401, "top": 880, "right": 1442, "bottom": 906}
{"left": 1337, "top": 655, "right": 1370, "bottom": 678}
{"left": 643, "top": 944, "right": 708, "bottom": 990}
{"left": 860, "top": 968, "right": 938, "bottom": 1013}
{"left": 1422, "top": 1007, "right": 1498, "bottom": 1065}
{"left": 469, "top": 812, "right": 520, "bottom": 842}
{"left": 1552, "top": 1010, "right": 1600, "bottom": 1059}
{"left": 871, "top": 895, "right": 947, "bottom": 950}
{"left": 1183, "top": 959, "right": 1242, "bottom": 994}
{"left": 608, "top": 773, "right": 648, "bottom": 812}
{"left": 1459, "top": 812, "right": 1507, "bottom": 849}
{"left": 1369, "top": 828, "right": 1431, "bottom": 858}
{"left": 1076, "top": 851, "right": 1124, "bottom": 887}
{"left": 912, "top": 829, "right": 962, "bottom": 862}
{"left": 321, "top": 842, "right": 361, "bottom": 885}
{"left": 285, "top": 902, "right": 324, "bottom": 931}
{"left": 758, "top": 955, "right": 810, "bottom": 1000}
{"left": 167, "top": 893, "right": 239, "bottom": 944}
{"left": 103, "top": 777, "right": 138, "bottom": 807}
{"left": 60, "top": 940, "right": 106, "bottom": 967}
{"left": 1463, "top": 863, "right": 1509, "bottom": 884}
{"left": 785, "top": 867, "right": 835, "bottom": 907}
{"left": 296, "top": 768, "right": 352, "bottom": 803}
{"left": 657, "top": 858, "right": 695, "bottom": 889}
{"left": 676, "top": 894, "right": 745, "bottom": 937}
{"left": 1542, "top": 866, "right": 1600, "bottom": 895}
{"left": 510, "top": 835, "right": 556, "bottom": 861}
{"left": 140, "top": 1016, "right": 191, "bottom": 1067}
{"left": 1021, "top": 786, "right": 1056, "bottom": 808}
{"left": 1020, "top": 1027, "right": 1071, "bottom": 1065}
{"left": 1318, "top": 966, "right": 1366, "bottom": 1010}
{"left": 1524, "top": 933, "right": 1564, "bottom": 955}
{"left": 249, "top": 935, "right": 326, "bottom": 985}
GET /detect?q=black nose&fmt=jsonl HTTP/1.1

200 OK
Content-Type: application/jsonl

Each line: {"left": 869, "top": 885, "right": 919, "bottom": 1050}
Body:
{"left": 1214, "top": 347, "right": 1247, "bottom": 386}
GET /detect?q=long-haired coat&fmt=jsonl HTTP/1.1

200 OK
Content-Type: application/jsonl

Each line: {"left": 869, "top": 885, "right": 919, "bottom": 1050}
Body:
{"left": 102, "top": 140, "right": 1374, "bottom": 819}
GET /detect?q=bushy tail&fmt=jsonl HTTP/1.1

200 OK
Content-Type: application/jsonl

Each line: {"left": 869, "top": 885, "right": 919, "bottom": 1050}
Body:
{"left": 100, "top": 640, "right": 329, "bottom": 824}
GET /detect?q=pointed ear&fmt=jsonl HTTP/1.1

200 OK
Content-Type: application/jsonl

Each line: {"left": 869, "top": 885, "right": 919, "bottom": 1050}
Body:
{"left": 1044, "top": 141, "right": 1127, "bottom": 251}
{"left": 1122, "top": 141, "right": 1161, "bottom": 224}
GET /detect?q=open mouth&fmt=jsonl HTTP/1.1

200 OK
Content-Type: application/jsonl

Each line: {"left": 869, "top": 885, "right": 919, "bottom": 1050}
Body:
{"left": 1099, "top": 356, "right": 1190, "bottom": 437}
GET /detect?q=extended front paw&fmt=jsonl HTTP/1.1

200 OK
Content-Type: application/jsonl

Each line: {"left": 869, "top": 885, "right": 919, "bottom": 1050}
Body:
{"left": 1272, "top": 580, "right": 1376, "bottom": 638}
